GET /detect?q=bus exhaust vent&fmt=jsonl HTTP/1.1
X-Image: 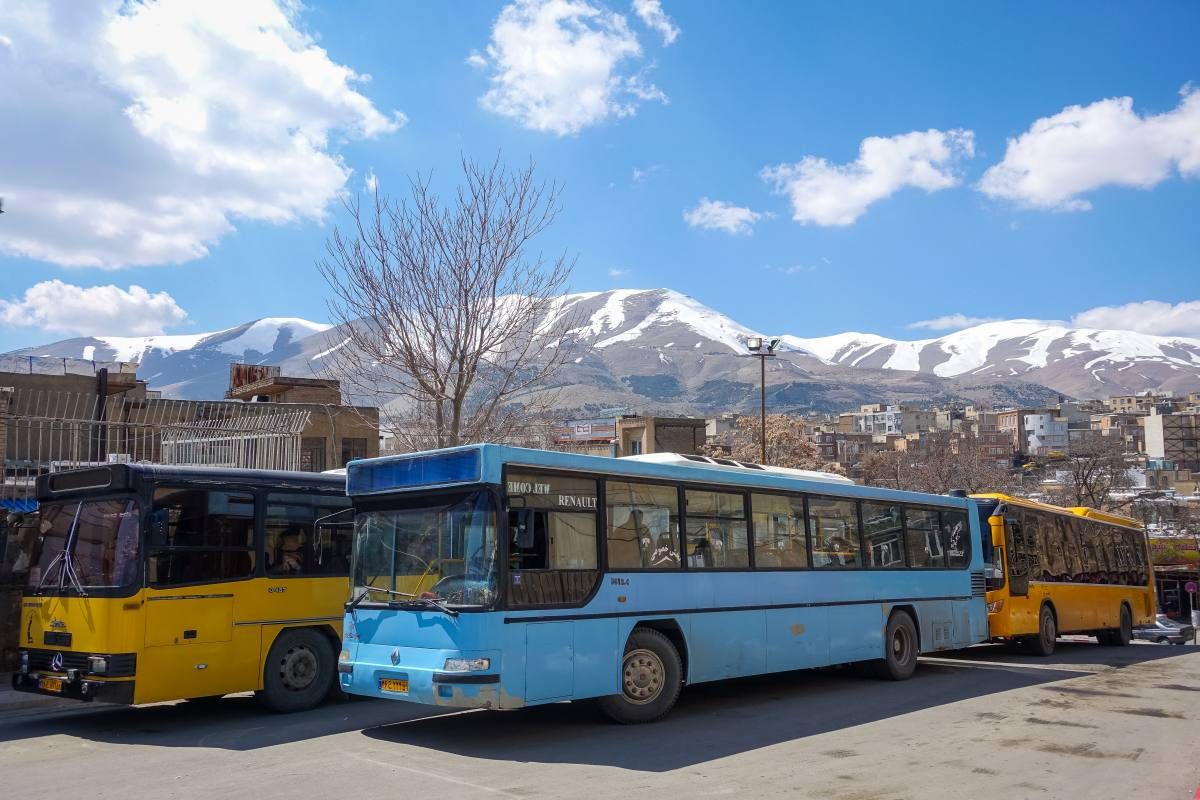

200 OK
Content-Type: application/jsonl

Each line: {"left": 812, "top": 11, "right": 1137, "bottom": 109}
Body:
{"left": 620, "top": 453, "right": 854, "bottom": 486}
{"left": 970, "top": 571, "right": 986, "bottom": 598}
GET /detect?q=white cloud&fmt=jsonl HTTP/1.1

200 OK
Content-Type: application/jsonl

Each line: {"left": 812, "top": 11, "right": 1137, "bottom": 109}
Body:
{"left": 683, "top": 198, "right": 766, "bottom": 235}
{"left": 364, "top": 169, "right": 379, "bottom": 193}
{"left": 908, "top": 313, "right": 1003, "bottom": 331}
{"left": 1071, "top": 299, "right": 1200, "bottom": 337}
{"left": 0, "top": 280, "right": 188, "bottom": 336}
{"left": 978, "top": 87, "right": 1200, "bottom": 210}
{"left": 762, "top": 128, "right": 975, "bottom": 226}
{"left": 475, "top": 0, "right": 666, "bottom": 136}
{"left": 0, "top": 0, "right": 402, "bottom": 269}
{"left": 632, "top": 0, "right": 679, "bottom": 45}
{"left": 608, "top": 267, "right": 629, "bottom": 277}
{"left": 632, "top": 164, "right": 662, "bottom": 182}
{"left": 763, "top": 264, "right": 817, "bottom": 276}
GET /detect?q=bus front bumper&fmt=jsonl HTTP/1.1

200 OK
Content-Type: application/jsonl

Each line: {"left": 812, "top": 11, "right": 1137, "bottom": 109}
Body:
{"left": 11, "top": 671, "right": 135, "bottom": 704}
{"left": 340, "top": 645, "right": 516, "bottom": 709}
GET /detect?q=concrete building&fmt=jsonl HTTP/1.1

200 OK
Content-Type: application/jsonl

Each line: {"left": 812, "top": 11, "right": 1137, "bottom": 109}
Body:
{"left": 1145, "top": 410, "right": 1200, "bottom": 472}
{"left": 224, "top": 364, "right": 379, "bottom": 472}
{"left": 1024, "top": 412, "right": 1069, "bottom": 456}
{"left": 843, "top": 404, "right": 936, "bottom": 436}
{"left": 617, "top": 416, "right": 707, "bottom": 457}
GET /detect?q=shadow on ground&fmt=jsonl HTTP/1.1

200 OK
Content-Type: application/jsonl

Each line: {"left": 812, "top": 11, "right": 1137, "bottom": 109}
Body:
{"left": 1, "top": 640, "right": 1194, "bottom": 767}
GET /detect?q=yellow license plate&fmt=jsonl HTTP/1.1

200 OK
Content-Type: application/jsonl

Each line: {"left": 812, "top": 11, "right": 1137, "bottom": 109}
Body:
{"left": 380, "top": 678, "right": 408, "bottom": 693}
{"left": 40, "top": 677, "right": 64, "bottom": 693}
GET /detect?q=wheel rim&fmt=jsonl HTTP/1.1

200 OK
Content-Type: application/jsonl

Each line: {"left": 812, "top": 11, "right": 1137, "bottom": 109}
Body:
{"left": 279, "top": 644, "right": 318, "bottom": 692}
{"left": 891, "top": 625, "right": 912, "bottom": 665}
{"left": 1041, "top": 610, "right": 1055, "bottom": 649}
{"left": 621, "top": 648, "right": 665, "bottom": 705}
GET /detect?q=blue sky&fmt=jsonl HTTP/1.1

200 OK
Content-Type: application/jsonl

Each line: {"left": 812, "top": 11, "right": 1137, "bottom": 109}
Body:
{"left": 1, "top": 1, "right": 1198, "bottom": 352}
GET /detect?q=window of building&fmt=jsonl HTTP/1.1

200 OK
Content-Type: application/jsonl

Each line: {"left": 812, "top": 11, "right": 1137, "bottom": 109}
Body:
{"left": 808, "top": 496, "right": 861, "bottom": 568}
{"left": 340, "top": 437, "right": 368, "bottom": 467}
{"left": 606, "top": 481, "right": 681, "bottom": 569}
{"left": 300, "top": 437, "right": 326, "bottom": 472}
{"left": 684, "top": 490, "right": 748, "bottom": 568}
{"left": 861, "top": 501, "right": 905, "bottom": 568}
{"left": 506, "top": 471, "right": 599, "bottom": 605}
{"left": 265, "top": 492, "right": 353, "bottom": 576}
{"left": 751, "top": 493, "right": 808, "bottom": 568}
{"left": 148, "top": 489, "right": 256, "bottom": 586}
{"left": 904, "top": 508, "right": 944, "bottom": 568}
{"left": 940, "top": 509, "right": 970, "bottom": 569}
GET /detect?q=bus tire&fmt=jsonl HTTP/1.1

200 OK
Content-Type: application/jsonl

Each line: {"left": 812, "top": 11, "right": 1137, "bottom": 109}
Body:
{"left": 1112, "top": 604, "right": 1132, "bottom": 647}
{"left": 873, "top": 611, "right": 919, "bottom": 681}
{"left": 598, "top": 628, "right": 683, "bottom": 724}
{"left": 257, "top": 628, "right": 335, "bottom": 713}
{"left": 1027, "top": 605, "right": 1056, "bottom": 657}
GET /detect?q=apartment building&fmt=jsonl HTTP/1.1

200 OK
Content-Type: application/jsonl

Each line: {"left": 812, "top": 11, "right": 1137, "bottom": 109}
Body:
{"left": 1144, "top": 409, "right": 1200, "bottom": 472}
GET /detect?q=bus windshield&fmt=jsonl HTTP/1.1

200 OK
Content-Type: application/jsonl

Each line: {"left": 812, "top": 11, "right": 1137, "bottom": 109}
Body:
{"left": 351, "top": 490, "right": 498, "bottom": 608}
{"left": 26, "top": 498, "right": 141, "bottom": 591}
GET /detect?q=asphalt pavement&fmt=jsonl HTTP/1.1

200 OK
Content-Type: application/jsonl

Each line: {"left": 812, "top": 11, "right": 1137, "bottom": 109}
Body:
{"left": 1, "top": 640, "right": 1198, "bottom": 800}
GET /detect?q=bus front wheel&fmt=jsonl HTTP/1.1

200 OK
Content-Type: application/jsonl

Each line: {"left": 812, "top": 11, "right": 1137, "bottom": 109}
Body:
{"left": 1027, "top": 606, "right": 1057, "bottom": 657}
{"left": 598, "top": 628, "right": 682, "bottom": 724}
{"left": 873, "top": 611, "right": 919, "bottom": 681}
{"left": 257, "top": 628, "right": 335, "bottom": 713}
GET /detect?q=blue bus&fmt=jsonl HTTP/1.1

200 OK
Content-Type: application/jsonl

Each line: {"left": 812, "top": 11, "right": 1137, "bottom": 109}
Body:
{"left": 338, "top": 445, "right": 988, "bottom": 722}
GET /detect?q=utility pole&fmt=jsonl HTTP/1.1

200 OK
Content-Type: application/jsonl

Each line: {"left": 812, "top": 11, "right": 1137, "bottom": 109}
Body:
{"left": 746, "top": 337, "right": 780, "bottom": 464}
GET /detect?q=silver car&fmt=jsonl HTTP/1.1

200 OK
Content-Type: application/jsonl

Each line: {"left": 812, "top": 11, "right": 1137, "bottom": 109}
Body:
{"left": 1133, "top": 615, "right": 1195, "bottom": 645}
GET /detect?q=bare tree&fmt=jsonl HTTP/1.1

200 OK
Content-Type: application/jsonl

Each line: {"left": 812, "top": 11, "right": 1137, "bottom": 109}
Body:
{"left": 707, "top": 414, "right": 844, "bottom": 473}
{"left": 1045, "top": 435, "right": 1132, "bottom": 509}
{"left": 318, "top": 157, "right": 576, "bottom": 451}
{"left": 862, "top": 434, "right": 1020, "bottom": 495}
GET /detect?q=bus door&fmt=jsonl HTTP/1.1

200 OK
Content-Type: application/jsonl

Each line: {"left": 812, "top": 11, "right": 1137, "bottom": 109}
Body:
{"left": 140, "top": 488, "right": 258, "bottom": 701}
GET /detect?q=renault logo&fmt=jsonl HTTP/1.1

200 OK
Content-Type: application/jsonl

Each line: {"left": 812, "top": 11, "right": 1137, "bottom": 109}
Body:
{"left": 50, "top": 618, "right": 66, "bottom": 629}
{"left": 50, "top": 652, "right": 64, "bottom": 671}
{"left": 390, "top": 648, "right": 401, "bottom": 665}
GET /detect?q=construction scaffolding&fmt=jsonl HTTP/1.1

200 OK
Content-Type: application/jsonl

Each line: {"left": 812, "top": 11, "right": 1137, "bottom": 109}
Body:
{"left": 1, "top": 388, "right": 311, "bottom": 507}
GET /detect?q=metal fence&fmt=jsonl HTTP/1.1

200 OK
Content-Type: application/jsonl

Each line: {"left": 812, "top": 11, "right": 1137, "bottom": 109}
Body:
{"left": 1, "top": 388, "right": 312, "bottom": 506}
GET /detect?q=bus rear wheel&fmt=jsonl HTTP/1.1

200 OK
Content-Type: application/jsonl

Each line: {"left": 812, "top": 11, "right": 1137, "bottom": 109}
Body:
{"left": 873, "top": 611, "right": 919, "bottom": 681}
{"left": 598, "top": 628, "right": 682, "bottom": 724}
{"left": 1026, "top": 606, "right": 1057, "bottom": 657}
{"left": 257, "top": 628, "right": 335, "bottom": 713}
{"left": 1097, "top": 605, "right": 1132, "bottom": 647}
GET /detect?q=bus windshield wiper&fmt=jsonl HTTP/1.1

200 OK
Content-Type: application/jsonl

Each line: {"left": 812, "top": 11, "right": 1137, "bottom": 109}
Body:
{"left": 35, "top": 502, "right": 88, "bottom": 597}
{"left": 349, "top": 585, "right": 415, "bottom": 609}
{"left": 401, "top": 596, "right": 458, "bottom": 617}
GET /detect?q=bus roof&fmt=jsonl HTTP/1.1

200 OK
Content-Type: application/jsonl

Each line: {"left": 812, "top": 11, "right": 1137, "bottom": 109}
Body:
{"left": 971, "top": 492, "right": 1142, "bottom": 529}
{"left": 348, "top": 444, "right": 971, "bottom": 508}
{"left": 36, "top": 463, "right": 345, "bottom": 501}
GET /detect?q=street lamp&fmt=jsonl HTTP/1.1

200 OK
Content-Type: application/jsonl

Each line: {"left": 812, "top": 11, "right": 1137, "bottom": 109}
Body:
{"left": 747, "top": 336, "right": 781, "bottom": 464}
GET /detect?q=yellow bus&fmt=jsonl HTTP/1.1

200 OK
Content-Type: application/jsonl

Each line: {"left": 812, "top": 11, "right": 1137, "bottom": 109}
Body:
{"left": 12, "top": 464, "right": 351, "bottom": 712}
{"left": 973, "top": 493, "right": 1154, "bottom": 655}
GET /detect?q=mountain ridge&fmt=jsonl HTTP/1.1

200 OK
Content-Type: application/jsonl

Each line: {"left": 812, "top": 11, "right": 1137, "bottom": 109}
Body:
{"left": 5, "top": 288, "right": 1198, "bottom": 410}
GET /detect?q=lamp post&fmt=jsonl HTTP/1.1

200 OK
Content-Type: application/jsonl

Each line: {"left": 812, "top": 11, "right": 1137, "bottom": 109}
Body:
{"left": 746, "top": 336, "right": 780, "bottom": 464}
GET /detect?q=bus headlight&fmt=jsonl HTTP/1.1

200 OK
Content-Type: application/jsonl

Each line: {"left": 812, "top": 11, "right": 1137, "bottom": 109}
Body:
{"left": 19, "top": 652, "right": 29, "bottom": 674}
{"left": 337, "top": 649, "right": 353, "bottom": 675}
{"left": 986, "top": 600, "right": 1004, "bottom": 613}
{"left": 87, "top": 656, "right": 108, "bottom": 675}
{"left": 443, "top": 658, "right": 490, "bottom": 672}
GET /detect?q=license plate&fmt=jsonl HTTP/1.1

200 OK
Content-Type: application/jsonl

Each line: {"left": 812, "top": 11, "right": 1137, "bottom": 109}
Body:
{"left": 380, "top": 678, "right": 408, "bottom": 693}
{"left": 40, "top": 677, "right": 64, "bottom": 693}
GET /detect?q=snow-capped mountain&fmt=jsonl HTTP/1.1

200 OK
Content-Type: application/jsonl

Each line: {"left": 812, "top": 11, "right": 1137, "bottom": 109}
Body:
{"left": 4, "top": 318, "right": 330, "bottom": 399}
{"left": 785, "top": 320, "right": 1200, "bottom": 398}
{"left": 4, "top": 289, "right": 1197, "bottom": 410}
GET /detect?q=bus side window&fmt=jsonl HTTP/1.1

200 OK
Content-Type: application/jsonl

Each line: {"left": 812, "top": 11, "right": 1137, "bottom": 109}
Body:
{"left": 149, "top": 489, "right": 256, "bottom": 586}
{"left": 938, "top": 509, "right": 970, "bottom": 570}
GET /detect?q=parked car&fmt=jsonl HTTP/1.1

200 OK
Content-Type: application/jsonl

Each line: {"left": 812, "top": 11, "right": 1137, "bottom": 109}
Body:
{"left": 1133, "top": 615, "right": 1196, "bottom": 645}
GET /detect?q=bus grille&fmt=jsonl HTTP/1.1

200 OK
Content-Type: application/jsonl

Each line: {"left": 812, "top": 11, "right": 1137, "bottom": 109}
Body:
{"left": 970, "top": 571, "right": 986, "bottom": 598}
{"left": 25, "top": 649, "right": 137, "bottom": 678}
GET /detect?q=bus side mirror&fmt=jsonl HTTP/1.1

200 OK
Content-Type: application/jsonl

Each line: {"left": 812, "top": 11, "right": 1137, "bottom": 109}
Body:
{"left": 512, "top": 509, "right": 534, "bottom": 550}
{"left": 148, "top": 509, "right": 169, "bottom": 547}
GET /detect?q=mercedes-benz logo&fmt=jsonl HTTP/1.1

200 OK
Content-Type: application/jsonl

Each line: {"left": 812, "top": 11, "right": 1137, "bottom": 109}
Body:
{"left": 389, "top": 648, "right": 401, "bottom": 665}
{"left": 50, "top": 652, "right": 63, "bottom": 671}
